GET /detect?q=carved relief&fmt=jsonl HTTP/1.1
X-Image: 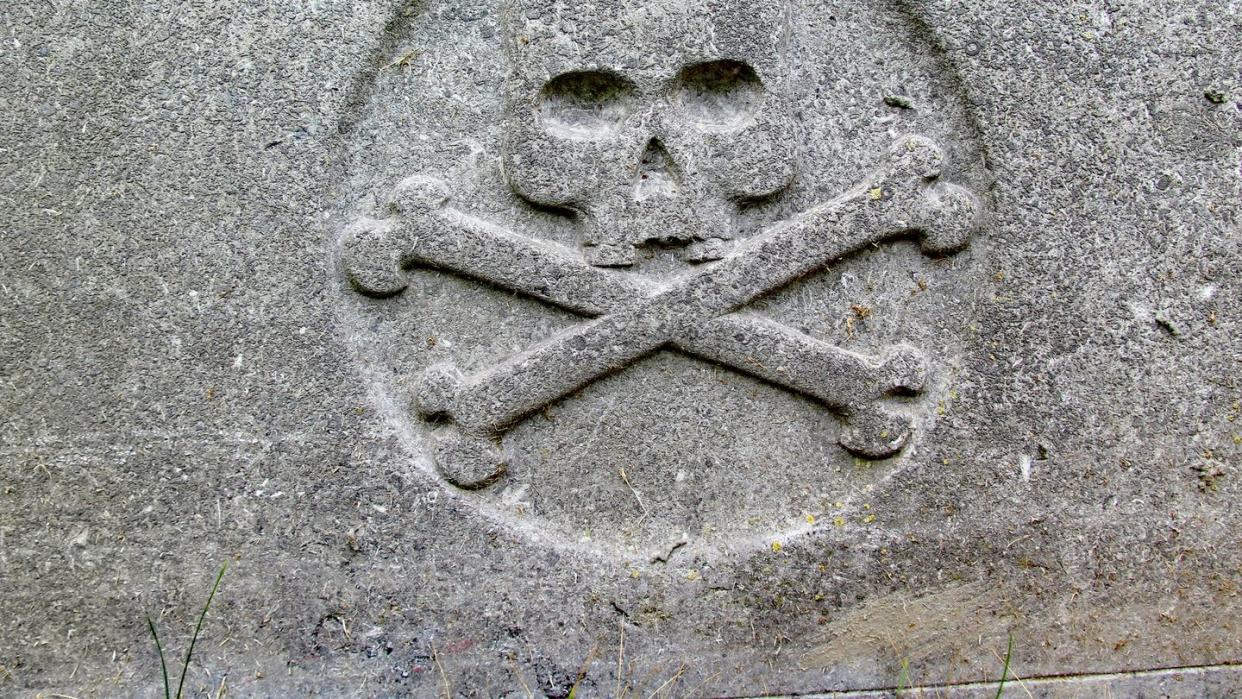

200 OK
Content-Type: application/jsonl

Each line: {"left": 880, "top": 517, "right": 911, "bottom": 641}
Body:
{"left": 343, "top": 136, "right": 980, "bottom": 487}
{"left": 335, "top": 0, "right": 990, "bottom": 556}
{"left": 501, "top": 1, "right": 800, "bottom": 267}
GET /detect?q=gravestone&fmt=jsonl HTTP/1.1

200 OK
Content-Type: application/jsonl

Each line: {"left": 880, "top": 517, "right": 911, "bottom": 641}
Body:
{"left": 2, "top": 0, "right": 1239, "bottom": 696}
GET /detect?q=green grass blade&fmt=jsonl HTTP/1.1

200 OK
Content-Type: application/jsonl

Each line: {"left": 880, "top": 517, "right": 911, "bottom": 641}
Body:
{"left": 994, "top": 632, "right": 1013, "bottom": 699}
{"left": 175, "top": 561, "right": 227, "bottom": 699}
{"left": 896, "top": 658, "right": 910, "bottom": 696}
{"left": 147, "top": 616, "right": 171, "bottom": 699}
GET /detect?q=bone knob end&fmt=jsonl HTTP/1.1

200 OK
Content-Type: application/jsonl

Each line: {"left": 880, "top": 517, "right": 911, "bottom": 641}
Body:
{"left": 839, "top": 407, "right": 914, "bottom": 459}
{"left": 387, "top": 175, "right": 451, "bottom": 217}
{"left": 431, "top": 429, "right": 507, "bottom": 490}
{"left": 341, "top": 217, "right": 408, "bottom": 297}
{"left": 890, "top": 135, "right": 944, "bottom": 180}
{"left": 878, "top": 345, "right": 927, "bottom": 395}
{"left": 917, "top": 183, "right": 980, "bottom": 256}
{"left": 416, "top": 363, "right": 465, "bottom": 419}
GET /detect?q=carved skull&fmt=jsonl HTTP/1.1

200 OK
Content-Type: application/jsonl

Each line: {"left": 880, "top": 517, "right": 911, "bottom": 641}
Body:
{"left": 501, "top": 0, "right": 798, "bottom": 267}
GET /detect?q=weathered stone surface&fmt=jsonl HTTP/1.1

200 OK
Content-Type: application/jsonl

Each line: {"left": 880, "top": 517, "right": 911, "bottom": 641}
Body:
{"left": 1, "top": 0, "right": 1239, "bottom": 696}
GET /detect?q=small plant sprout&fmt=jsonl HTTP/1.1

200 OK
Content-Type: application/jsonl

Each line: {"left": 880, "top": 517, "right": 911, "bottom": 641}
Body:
{"left": 147, "top": 561, "right": 227, "bottom": 699}
{"left": 994, "top": 632, "right": 1014, "bottom": 698}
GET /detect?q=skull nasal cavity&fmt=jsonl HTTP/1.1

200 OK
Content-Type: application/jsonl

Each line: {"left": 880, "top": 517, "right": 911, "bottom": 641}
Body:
{"left": 633, "top": 138, "right": 680, "bottom": 202}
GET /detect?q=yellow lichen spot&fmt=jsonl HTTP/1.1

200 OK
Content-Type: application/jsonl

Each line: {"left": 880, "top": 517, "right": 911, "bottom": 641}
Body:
{"left": 686, "top": 570, "right": 701, "bottom": 581}
{"left": 863, "top": 503, "right": 872, "bottom": 511}
{"left": 862, "top": 514, "right": 877, "bottom": 524}
{"left": 771, "top": 541, "right": 783, "bottom": 553}
{"left": 936, "top": 401, "right": 947, "bottom": 416}
{"left": 805, "top": 514, "right": 817, "bottom": 525}
{"left": 833, "top": 516, "right": 846, "bottom": 527}
{"left": 868, "top": 187, "right": 884, "bottom": 200}
{"left": 630, "top": 569, "right": 640, "bottom": 579}
{"left": 834, "top": 501, "right": 844, "bottom": 509}
{"left": 1233, "top": 434, "right": 1242, "bottom": 446}
{"left": 949, "top": 389, "right": 959, "bottom": 400}
{"left": 815, "top": 592, "right": 825, "bottom": 601}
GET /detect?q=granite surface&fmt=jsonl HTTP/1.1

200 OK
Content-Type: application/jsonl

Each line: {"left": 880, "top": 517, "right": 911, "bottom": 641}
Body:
{"left": 1, "top": 0, "right": 1240, "bottom": 696}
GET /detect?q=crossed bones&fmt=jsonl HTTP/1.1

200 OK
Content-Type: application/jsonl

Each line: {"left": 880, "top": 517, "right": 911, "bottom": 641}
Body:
{"left": 342, "top": 135, "right": 981, "bottom": 488}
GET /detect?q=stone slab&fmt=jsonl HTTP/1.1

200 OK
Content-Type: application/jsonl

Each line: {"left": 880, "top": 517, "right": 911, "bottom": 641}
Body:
{"left": 1, "top": 0, "right": 1239, "bottom": 696}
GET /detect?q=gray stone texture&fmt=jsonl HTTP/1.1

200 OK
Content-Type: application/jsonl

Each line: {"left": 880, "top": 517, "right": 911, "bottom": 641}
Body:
{"left": 1, "top": 0, "right": 1240, "bottom": 697}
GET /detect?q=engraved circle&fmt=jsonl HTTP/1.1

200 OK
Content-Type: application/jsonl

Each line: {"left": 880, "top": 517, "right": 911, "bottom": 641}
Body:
{"left": 333, "top": 0, "right": 993, "bottom": 563}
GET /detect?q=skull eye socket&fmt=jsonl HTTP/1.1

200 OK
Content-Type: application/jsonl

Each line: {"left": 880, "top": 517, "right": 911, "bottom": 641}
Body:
{"left": 672, "top": 60, "right": 764, "bottom": 130}
{"left": 538, "top": 70, "right": 637, "bottom": 139}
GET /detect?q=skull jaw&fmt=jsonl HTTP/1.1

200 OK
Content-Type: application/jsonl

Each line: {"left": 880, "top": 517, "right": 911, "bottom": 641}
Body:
{"left": 579, "top": 193, "right": 738, "bottom": 268}
{"left": 582, "top": 239, "right": 732, "bottom": 267}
